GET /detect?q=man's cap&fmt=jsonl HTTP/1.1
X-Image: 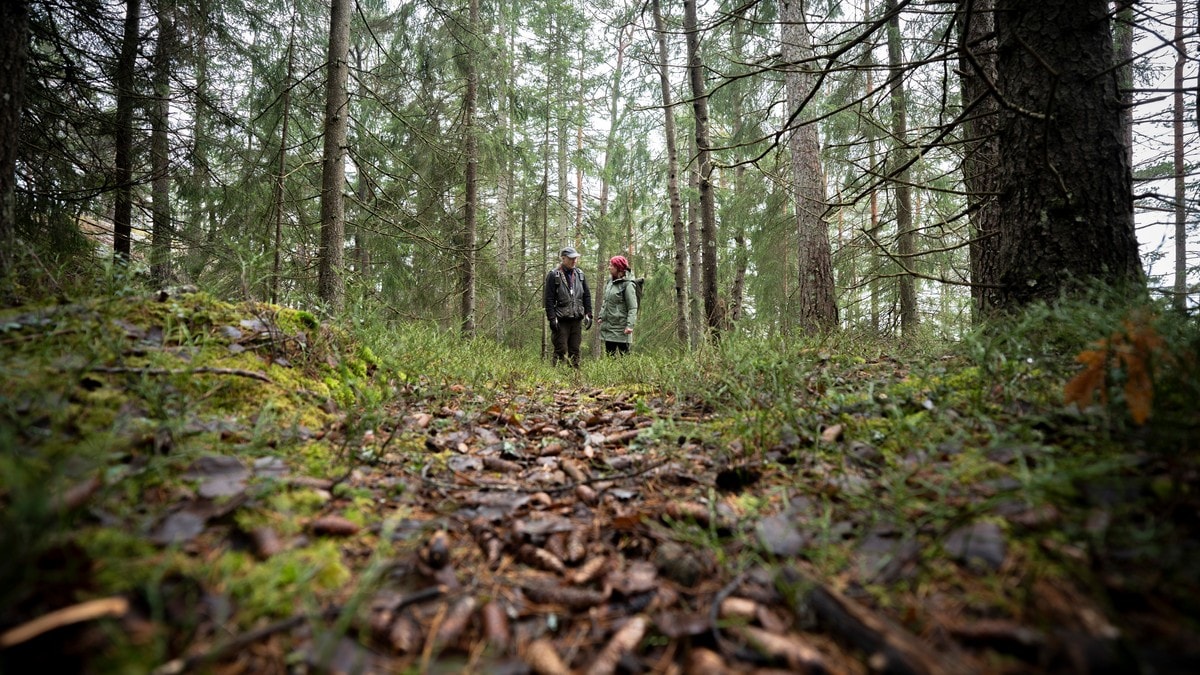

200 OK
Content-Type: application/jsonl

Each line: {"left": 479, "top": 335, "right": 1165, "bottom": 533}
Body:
{"left": 560, "top": 246, "right": 580, "bottom": 259}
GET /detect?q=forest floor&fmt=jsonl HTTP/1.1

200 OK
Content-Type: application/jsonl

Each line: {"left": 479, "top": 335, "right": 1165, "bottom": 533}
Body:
{"left": 1, "top": 288, "right": 1199, "bottom": 674}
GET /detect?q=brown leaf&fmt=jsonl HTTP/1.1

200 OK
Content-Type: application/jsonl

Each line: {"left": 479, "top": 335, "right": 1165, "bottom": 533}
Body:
{"left": 575, "top": 484, "right": 599, "bottom": 505}
{"left": 483, "top": 456, "right": 523, "bottom": 473}
{"left": 820, "top": 423, "right": 844, "bottom": 443}
{"left": 584, "top": 615, "right": 647, "bottom": 675}
{"left": 686, "top": 648, "right": 733, "bottom": 675}
{"left": 570, "top": 556, "right": 609, "bottom": 585}
{"left": 308, "top": 515, "right": 361, "bottom": 536}
{"left": 251, "top": 526, "right": 285, "bottom": 558}
{"left": 482, "top": 600, "right": 509, "bottom": 651}
{"left": 388, "top": 612, "right": 422, "bottom": 653}
{"left": 652, "top": 611, "right": 711, "bottom": 639}
{"left": 522, "top": 582, "right": 608, "bottom": 609}
{"left": 736, "top": 625, "right": 827, "bottom": 671}
{"left": 519, "top": 544, "right": 566, "bottom": 574}
{"left": 719, "top": 596, "right": 759, "bottom": 621}
{"left": 606, "top": 560, "right": 658, "bottom": 596}
{"left": 434, "top": 596, "right": 477, "bottom": 647}
{"left": 526, "top": 638, "right": 571, "bottom": 675}
{"left": 565, "top": 528, "right": 587, "bottom": 564}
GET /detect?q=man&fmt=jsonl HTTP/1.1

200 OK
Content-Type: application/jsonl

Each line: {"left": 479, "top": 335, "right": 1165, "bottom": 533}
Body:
{"left": 544, "top": 246, "right": 593, "bottom": 367}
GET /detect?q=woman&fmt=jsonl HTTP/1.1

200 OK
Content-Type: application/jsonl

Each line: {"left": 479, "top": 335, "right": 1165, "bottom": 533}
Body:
{"left": 597, "top": 255, "right": 638, "bottom": 355}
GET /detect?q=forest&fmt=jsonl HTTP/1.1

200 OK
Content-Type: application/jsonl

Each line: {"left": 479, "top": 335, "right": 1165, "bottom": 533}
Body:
{"left": 1, "top": 0, "right": 1199, "bottom": 673}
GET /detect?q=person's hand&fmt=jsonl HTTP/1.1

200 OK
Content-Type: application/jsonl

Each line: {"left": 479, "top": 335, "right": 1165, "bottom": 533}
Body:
{"left": 624, "top": 327, "right": 633, "bottom": 335}
{"left": 582, "top": 315, "right": 593, "bottom": 330}
{"left": 550, "top": 317, "right": 558, "bottom": 331}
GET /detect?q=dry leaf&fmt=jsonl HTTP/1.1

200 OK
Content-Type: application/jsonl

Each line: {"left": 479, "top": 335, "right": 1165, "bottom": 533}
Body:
{"left": 585, "top": 615, "right": 647, "bottom": 675}
{"left": 482, "top": 600, "right": 509, "bottom": 650}
{"left": 526, "top": 638, "right": 571, "bottom": 675}
{"left": 308, "top": 515, "right": 361, "bottom": 536}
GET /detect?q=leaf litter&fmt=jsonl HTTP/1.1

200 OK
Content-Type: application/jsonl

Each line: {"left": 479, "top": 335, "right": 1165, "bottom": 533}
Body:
{"left": 2, "top": 293, "right": 1199, "bottom": 673}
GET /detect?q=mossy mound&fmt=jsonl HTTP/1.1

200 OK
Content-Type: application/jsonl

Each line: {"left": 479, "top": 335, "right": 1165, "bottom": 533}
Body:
{"left": 0, "top": 288, "right": 388, "bottom": 671}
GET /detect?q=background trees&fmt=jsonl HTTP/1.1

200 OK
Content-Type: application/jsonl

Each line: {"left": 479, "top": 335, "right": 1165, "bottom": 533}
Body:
{"left": 3, "top": 0, "right": 1195, "bottom": 350}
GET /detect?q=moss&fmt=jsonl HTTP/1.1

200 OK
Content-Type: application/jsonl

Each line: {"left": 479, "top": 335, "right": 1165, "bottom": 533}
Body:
{"left": 76, "top": 527, "right": 174, "bottom": 594}
{"left": 211, "top": 541, "right": 350, "bottom": 620}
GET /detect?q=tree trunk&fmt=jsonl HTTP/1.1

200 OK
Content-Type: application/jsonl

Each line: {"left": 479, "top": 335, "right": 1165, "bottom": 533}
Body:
{"left": 318, "top": 0, "right": 351, "bottom": 314}
{"left": 729, "top": 10, "right": 749, "bottom": 325}
{"left": 461, "top": 0, "right": 479, "bottom": 337}
{"left": 496, "top": 0, "right": 514, "bottom": 342}
{"left": 1173, "top": 0, "right": 1188, "bottom": 311}
{"left": 983, "top": 0, "right": 1143, "bottom": 310}
{"left": 683, "top": 0, "right": 719, "bottom": 337}
{"left": 783, "top": 0, "right": 838, "bottom": 332}
{"left": 113, "top": 0, "right": 142, "bottom": 263}
{"left": 886, "top": 0, "right": 917, "bottom": 335}
{"left": 653, "top": 0, "right": 689, "bottom": 345}
{"left": 0, "top": 0, "right": 29, "bottom": 282}
{"left": 956, "top": 0, "right": 1000, "bottom": 320}
{"left": 150, "top": 0, "right": 174, "bottom": 286}
{"left": 271, "top": 22, "right": 296, "bottom": 304}
{"left": 687, "top": 132, "right": 702, "bottom": 348}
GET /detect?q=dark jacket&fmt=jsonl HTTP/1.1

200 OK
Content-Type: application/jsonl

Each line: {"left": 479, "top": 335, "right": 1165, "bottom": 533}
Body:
{"left": 544, "top": 265, "right": 592, "bottom": 320}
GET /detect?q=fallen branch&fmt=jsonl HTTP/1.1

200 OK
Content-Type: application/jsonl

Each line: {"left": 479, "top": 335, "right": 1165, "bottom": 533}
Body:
{"left": 418, "top": 458, "right": 673, "bottom": 495}
{"left": 779, "top": 566, "right": 970, "bottom": 675}
{"left": 0, "top": 597, "right": 129, "bottom": 648}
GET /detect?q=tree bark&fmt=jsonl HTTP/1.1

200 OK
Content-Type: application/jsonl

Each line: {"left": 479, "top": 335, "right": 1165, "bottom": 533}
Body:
{"left": 783, "top": 0, "right": 838, "bottom": 332}
{"left": 271, "top": 20, "right": 296, "bottom": 304}
{"left": 461, "top": 0, "right": 479, "bottom": 337}
{"left": 150, "top": 0, "right": 175, "bottom": 286}
{"left": 687, "top": 133, "right": 702, "bottom": 348}
{"left": 683, "top": 0, "right": 719, "bottom": 338}
{"left": 956, "top": 0, "right": 1000, "bottom": 320}
{"left": 1173, "top": 0, "right": 1188, "bottom": 311}
{"left": 886, "top": 0, "right": 917, "bottom": 335}
{"left": 318, "top": 0, "right": 352, "bottom": 314}
{"left": 113, "top": 0, "right": 142, "bottom": 263}
{"left": 653, "top": 0, "right": 689, "bottom": 345}
{"left": 0, "top": 0, "right": 29, "bottom": 282}
{"left": 983, "top": 0, "right": 1143, "bottom": 310}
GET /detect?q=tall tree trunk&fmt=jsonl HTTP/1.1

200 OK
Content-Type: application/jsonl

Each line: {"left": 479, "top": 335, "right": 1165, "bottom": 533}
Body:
{"left": 461, "top": 0, "right": 479, "bottom": 337}
{"left": 653, "top": 0, "right": 689, "bottom": 344}
{"left": 984, "top": 0, "right": 1143, "bottom": 310}
{"left": 150, "top": 0, "right": 175, "bottom": 286}
{"left": 113, "top": 0, "right": 142, "bottom": 263}
{"left": 554, "top": 16, "right": 570, "bottom": 243}
{"left": 687, "top": 132, "right": 702, "bottom": 347}
{"left": 886, "top": 0, "right": 917, "bottom": 335}
{"left": 1173, "top": 0, "right": 1188, "bottom": 311}
{"left": 683, "top": 0, "right": 719, "bottom": 337}
{"left": 957, "top": 0, "right": 1000, "bottom": 320}
{"left": 271, "top": 20, "right": 296, "bottom": 304}
{"left": 783, "top": 0, "right": 838, "bottom": 332}
{"left": 729, "top": 9, "right": 749, "bottom": 324}
{"left": 318, "top": 0, "right": 351, "bottom": 314}
{"left": 0, "top": 0, "right": 29, "bottom": 283}
{"left": 495, "top": 0, "right": 514, "bottom": 342}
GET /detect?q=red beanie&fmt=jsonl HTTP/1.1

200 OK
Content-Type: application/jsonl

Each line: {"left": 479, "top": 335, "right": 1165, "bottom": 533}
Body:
{"left": 609, "top": 256, "right": 629, "bottom": 272}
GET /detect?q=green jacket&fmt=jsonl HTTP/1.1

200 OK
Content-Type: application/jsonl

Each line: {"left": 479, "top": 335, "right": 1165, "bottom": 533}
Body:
{"left": 599, "top": 276, "right": 638, "bottom": 343}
